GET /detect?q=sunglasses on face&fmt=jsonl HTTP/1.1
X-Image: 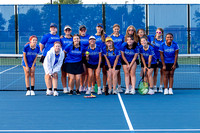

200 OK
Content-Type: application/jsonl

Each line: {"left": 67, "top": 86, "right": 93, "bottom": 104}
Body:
{"left": 80, "top": 29, "right": 86, "bottom": 31}
{"left": 128, "top": 29, "right": 134, "bottom": 31}
{"left": 65, "top": 29, "right": 71, "bottom": 31}
{"left": 156, "top": 31, "right": 162, "bottom": 34}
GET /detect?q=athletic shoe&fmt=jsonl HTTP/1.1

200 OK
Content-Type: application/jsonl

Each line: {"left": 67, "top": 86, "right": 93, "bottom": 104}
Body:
{"left": 68, "top": 90, "right": 73, "bottom": 95}
{"left": 153, "top": 86, "right": 157, "bottom": 92}
{"left": 30, "top": 90, "right": 35, "bottom": 96}
{"left": 91, "top": 88, "right": 95, "bottom": 93}
{"left": 168, "top": 88, "right": 173, "bottom": 95}
{"left": 53, "top": 91, "right": 59, "bottom": 96}
{"left": 85, "top": 89, "right": 91, "bottom": 95}
{"left": 158, "top": 87, "right": 163, "bottom": 93}
{"left": 97, "top": 89, "right": 102, "bottom": 95}
{"left": 113, "top": 89, "right": 118, "bottom": 95}
{"left": 79, "top": 86, "right": 84, "bottom": 92}
{"left": 164, "top": 89, "right": 169, "bottom": 95}
{"left": 118, "top": 86, "right": 123, "bottom": 93}
{"left": 129, "top": 85, "right": 132, "bottom": 92}
{"left": 46, "top": 90, "right": 53, "bottom": 96}
{"left": 108, "top": 89, "right": 112, "bottom": 94}
{"left": 130, "top": 89, "right": 136, "bottom": 95}
{"left": 148, "top": 89, "right": 155, "bottom": 95}
{"left": 102, "top": 88, "right": 105, "bottom": 93}
{"left": 26, "top": 90, "right": 31, "bottom": 96}
{"left": 125, "top": 89, "right": 129, "bottom": 95}
{"left": 83, "top": 86, "right": 87, "bottom": 92}
{"left": 76, "top": 90, "right": 81, "bottom": 95}
{"left": 63, "top": 87, "right": 69, "bottom": 94}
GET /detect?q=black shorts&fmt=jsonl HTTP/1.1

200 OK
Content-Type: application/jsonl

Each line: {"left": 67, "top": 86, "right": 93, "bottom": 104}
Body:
{"left": 100, "top": 56, "right": 106, "bottom": 68}
{"left": 82, "top": 56, "right": 88, "bottom": 65}
{"left": 105, "top": 65, "right": 121, "bottom": 71}
{"left": 39, "top": 56, "right": 45, "bottom": 63}
{"left": 87, "top": 64, "right": 99, "bottom": 69}
{"left": 141, "top": 62, "right": 158, "bottom": 69}
{"left": 165, "top": 63, "right": 179, "bottom": 71}
{"left": 121, "top": 58, "right": 139, "bottom": 65}
{"left": 62, "top": 61, "right": 84, "bottom": 74}
{"left": 158, "top": 61, "right": 163, "bottom": 69}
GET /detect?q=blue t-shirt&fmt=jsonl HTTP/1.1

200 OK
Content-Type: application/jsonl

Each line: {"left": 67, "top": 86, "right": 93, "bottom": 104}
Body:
{"left": 151, "top": 39, "right": 164, "bottom": 61}
{"left": 22, "top": 44, "right": 40, "bottom": 67}
{"left": 54, "top": 54, "right": 60, "bottom": 65}
{"left": 121, "top": 45, "right": 139, "bottom": 62}
{"left": 64, "top": 44, "right": 83, "bottom": 63}
{"left": 40, "top": 33, "right": 60, "bottom": 56}
{"left": 60, "top": 36, "right": 73, "bottom": 50}
{"left": 147, "top": 35, "right": 154, "bottom": 43}
{"left": 110, "top": 34, "right": 124, "bottom": 50}
{"left": 80, "top": 34, "right": 90, "bottom": 51}
{"left": 94, "top": 34, "right": 107, "bottom": 49}
{"left": 103, "top": 49, "right": 121, "bottom": 66}
{"left": 139, "top": 45, "right": 157, "bottom": 64}
{"left": 86, "top": 45, "right": 102, "bottom": 65}
{"left": 159, "top": 41, "right": 179, "bottom": 64}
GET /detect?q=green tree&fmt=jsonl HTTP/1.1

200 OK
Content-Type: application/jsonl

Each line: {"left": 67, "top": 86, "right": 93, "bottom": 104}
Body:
{"left": 52, "top": 0, "right": 83, "bottom": 4}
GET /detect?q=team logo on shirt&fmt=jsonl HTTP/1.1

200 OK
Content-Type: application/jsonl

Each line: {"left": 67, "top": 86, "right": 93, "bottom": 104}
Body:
{"left": 27, "top": 52, "right": 37, "bottom": 56}
{"left": 51, "top": 37, "right": 60, "bottom": 40}
{"left": 71, "top": 51, "right": 82, "bottom": 54}
{"left": 164, "top": 48, "right": 174, "bottom": 53}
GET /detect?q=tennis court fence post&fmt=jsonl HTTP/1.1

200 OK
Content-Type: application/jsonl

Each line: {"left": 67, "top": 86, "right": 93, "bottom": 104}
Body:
{"left": 102, "top": 4, "right": 106, "bottom": 32}
{"left": 15, "top": 5, "right": 19, "bottom": 54}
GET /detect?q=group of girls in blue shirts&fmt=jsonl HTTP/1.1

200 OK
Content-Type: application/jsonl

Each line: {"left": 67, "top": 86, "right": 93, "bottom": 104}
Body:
{"left": 22, "top": 22, "right": 179, "bottom": 96}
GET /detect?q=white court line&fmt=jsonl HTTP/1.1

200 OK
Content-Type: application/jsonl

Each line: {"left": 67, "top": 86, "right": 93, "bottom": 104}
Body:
{"left": 0, "top": 65, "right": 18, "bottom": 74}
{"left": 117, "top": 93, "right": 134, "bottom": 131}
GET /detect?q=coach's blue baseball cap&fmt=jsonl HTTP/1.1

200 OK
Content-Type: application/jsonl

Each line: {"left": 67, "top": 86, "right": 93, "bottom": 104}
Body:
{"left": 97, "top": 23, "right": 103, "bottom": 28}
{"left": 50, "top": 23, "right": 57, "bottom": 28}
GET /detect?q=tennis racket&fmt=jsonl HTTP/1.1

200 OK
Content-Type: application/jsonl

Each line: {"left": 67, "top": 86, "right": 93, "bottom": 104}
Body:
{"left": 138, "top": 69, "right": 149, "bottom": 95}
{"left": 84, "top": 93, "right": 96, "bottom": 98}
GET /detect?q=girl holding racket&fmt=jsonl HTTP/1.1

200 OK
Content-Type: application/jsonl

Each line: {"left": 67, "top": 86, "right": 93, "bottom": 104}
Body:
{"left": 85, "top": 36, "right": 102, "bottom": 95}
{"left": 79, "top": 25, "right": 90, "bottom": 92}
{"left": 103, "top": 37, "right": 121, "bottom": 95}
{"left": 139, "top": 37, "right": 157, "bottom": 95}
{"left": 94, "top": 23, "right": 107, "bottom": 93}
{"left": 159, "top": 33, "right": 179, "bottom": 95}
{"left": 60, "top": 25, "right": 73, "bottom": 94}
{"left": 110, "top": 24, "right": 124, "bottom": 93}
{"left": 63, "top": 34, "right": 84, "bottom": 95}
{"left": 121, "top": 35, "right": 139, "bottom": 95}
{"left": 43, "top": 41, "right": 64, "bottom": 96}
{"left": 22, "top": 35, "right": 40, "bottom": 96}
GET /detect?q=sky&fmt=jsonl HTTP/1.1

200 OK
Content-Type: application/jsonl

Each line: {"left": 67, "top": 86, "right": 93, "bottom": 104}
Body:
{"left": 0, "top": 0, "right": 200, "bottom": 4}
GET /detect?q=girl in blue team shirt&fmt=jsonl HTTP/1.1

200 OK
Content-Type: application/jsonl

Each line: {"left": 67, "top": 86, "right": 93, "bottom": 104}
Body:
{"left": 137, "top": 29, "right": 147, "bottom": 45}
{"left": 39, "top": 23, "right": 60, "bottom": 63}
{"left": 159, "top": 33, "right": 179, "bottom": 95}
{"left": 43, "top": 41, "right": 64, "bottom": 96}
{"left": 85, "top": 36, "right": 102, "bottom": 95}
{"left": 63, "top": 34, "right": 84, "bottom": 95}
{"left": 22, "top": 35, "right": 40, "bottom": 96}
{"left": 79, "top": 25, "right": 90, "bottom": 92}
{"left": 121, "top": 35, "right": 139, "bottom": 95}
{"left": 149, "top": 28, "right": 165, "bottom": 93}
{"left": 60, "top": 25, "right": 73, "bottom": 94}
{"left": 140, "top": 37, "right": 157, "bottom": 95}
{"left": 94, "top": 23, "right": 108, "bottom": 92}
{"left": 110, "top": 24, "right": 124, "bottom": 93}
{"left": 103, "top": 37, "right": 121, "bottom": 95}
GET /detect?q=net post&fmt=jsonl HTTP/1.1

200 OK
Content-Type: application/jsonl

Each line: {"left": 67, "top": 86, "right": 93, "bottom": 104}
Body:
{"left": 15, "top": 5, "right": 19, "bottom": 54}
{"left": 187, "top": 4, "right": 191, "bottom": 54}
{"left": 58, "top": 4, "right": 61, "bottom": 37}
{"left": 145, "top": 4, "right": 149, "bottom": 35}
{"left": 102, "top": 4, "right": 106, "bottom": 33}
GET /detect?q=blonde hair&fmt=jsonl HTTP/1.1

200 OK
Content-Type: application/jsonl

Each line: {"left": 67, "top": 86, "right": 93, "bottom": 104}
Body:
{"left": 125, "top": 25, "right": 139, "bottom": 43}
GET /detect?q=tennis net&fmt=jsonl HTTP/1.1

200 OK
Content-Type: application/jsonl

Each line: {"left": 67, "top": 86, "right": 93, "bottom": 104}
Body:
{"left": 0, "top": 54, "right": 199, "bottom": 91}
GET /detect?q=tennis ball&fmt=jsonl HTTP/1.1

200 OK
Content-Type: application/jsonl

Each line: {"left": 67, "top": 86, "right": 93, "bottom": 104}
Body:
{"left": 86, "top": 51, "right": 89, "bottom": 55}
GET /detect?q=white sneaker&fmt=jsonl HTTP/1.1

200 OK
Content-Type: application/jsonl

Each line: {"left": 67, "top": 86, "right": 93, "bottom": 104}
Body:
{"left": 118, "top": 87, "right": 123, "bottom": 93}
{"left": 79, "top": 86, "right": 83, "bottom": 92}
{"left": 125, "top": 89, "right": 129, "bottom": 94}
{"left": 102, "top": 87, "right": 105, "bottom": 93}
{"left": 168, "top": 88, "right": 173, "bottom": 95}
{"left": 46, "top": 90, "right": 53, "bottom": 96}
{"left": 97, "top": 89, "right": 102, "bottom": 95}
{"left": 30, "top": 90, "right": 35, "bottom": 96}
{"left": 130, "top": 89, "right": 136, "bottom": 95}
{"left": 108, "top": 89, "right": 112, "bottom": 94}
{"left": 148, "top": 89, "right": 155, "bottom": 95}
{"left": 26, "top": 90, "right": 31, "bottom": 96}
{"left": 91, "top": 88, "right": 95, "bottom": 93}
{"left": 153, "top": 86, "right": 157, "bottom": 92}
{"left": 63, "top": 87, "right": 69, "bottom": 93}
{"left": 158, "top": 87, "right": 163, "bottom": 93}
{"left": 85, "top": 89, "right": 91, "bottom": 95}
{"left": 113, "top": 89, "right": 118, "bottom": 95}
{"left": 164, "top": 89, "right": 169, "bottom": 95}
{"left": 129, "top": 85, "right": 132, "bottom": 92}
{"left": 53, "top": 91, "right": 59, "bottom": 96}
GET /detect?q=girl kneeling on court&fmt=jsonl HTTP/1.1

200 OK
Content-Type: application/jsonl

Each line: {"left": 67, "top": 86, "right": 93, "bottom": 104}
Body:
{"left": 43, "top": 41, "right": 64, "bottom": 96}
{"left": 139, "top": 37, "right": 157, "bottom": 95}
{"left": 63, "top": 34, "right": 84, "bottom": 95}
{"left": 85, "top": 36, "right": 102, "bottom": 95}
{"left": 103, "top": 37, "right": 121, "bottom": 95}
{"left": 121, "top": 35, "right": 139, "bottom": 95}
{"left": 23, "top": 35, "right": 40, "bottom": 96}
{"left": 159, "top": 33, "right": 179, "bottom": 95}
